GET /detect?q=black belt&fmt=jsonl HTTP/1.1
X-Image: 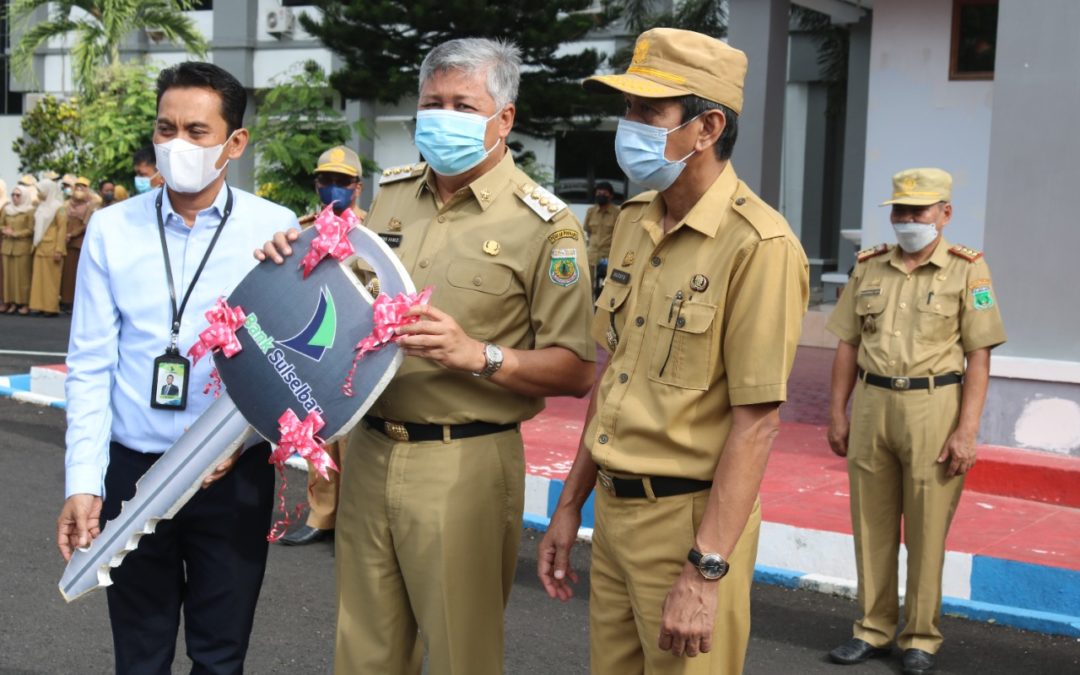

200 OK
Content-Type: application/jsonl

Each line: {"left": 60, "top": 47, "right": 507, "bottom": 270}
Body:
{"left": 364, "top": 416, "right": 516, "bottom": 442}
{"left": 597, "top": 469, "right": 712, "bottom": 499}
{"left": 858, "top": 368, "right": 962, "bottom": 391}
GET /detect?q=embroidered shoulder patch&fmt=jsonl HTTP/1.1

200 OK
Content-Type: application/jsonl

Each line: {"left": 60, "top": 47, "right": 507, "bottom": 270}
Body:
{"left": 971, "top": 284, "right": 994, "bottom": 310}
{"left": 549, "top": 248, "right": 580, "bottom": 286}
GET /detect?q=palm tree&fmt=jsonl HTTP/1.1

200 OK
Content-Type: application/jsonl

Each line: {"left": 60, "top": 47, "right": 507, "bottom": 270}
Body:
{"left": 7, "top": 0, "right": 208, "bottom": 94}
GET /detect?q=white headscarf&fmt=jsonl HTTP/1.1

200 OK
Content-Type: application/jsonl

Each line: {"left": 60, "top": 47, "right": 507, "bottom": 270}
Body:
{"left": 5, "top": 182, "right": 36, "bottom": 216}
{"left": 33, "top": 179, "right": 64, "bottom": 247}
{"left": 0, "top": 179, "right": 8, "bottom": 213}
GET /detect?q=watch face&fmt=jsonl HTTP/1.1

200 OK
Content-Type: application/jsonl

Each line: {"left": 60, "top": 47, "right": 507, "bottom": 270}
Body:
{"left": 701, "top": 554, "right": 728, "bottom": 580}
{"left": 485, "top": 343, "right": 503, "bottom": 364}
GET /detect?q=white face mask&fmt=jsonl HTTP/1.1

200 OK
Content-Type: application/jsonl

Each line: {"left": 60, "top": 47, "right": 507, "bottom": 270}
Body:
{"left": 892, "top": 221, "right": 939, "bottom": 253}
{"left": 155, "top": 132, "right": 237, "bottom": 194}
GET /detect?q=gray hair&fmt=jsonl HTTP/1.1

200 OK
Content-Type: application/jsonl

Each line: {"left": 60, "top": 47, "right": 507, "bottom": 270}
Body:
{"left": 418, "top": 38, "right": 522, "bottom": 109}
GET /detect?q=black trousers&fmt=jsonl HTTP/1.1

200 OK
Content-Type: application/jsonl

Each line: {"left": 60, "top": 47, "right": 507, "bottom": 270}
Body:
{"left": 101, "top": 441, "right": 275, "bottom": 675}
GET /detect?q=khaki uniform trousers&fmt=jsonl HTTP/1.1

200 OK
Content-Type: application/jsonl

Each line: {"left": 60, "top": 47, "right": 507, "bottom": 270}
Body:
{"left": 2, "top": 252, "right": 31, "bottom": 305}
{"left": 29, "top": 253, "right": 63, "bottom": 313}
{"left": 590, "top": 485, "right": 762, "bottom": 675}
{"left": 305, "top": 439, "right": 344, "bottom": 530}
{"left": 335, "top": 422, "right": 525, "bottom": 675}
{"left": 847, "top": 379, "right": 964, "bottom": 654}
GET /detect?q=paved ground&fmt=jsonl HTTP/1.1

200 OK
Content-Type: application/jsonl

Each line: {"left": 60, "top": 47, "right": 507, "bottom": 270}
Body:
{"left": 2, "top": 312, "right": 1078, "bottom": 673}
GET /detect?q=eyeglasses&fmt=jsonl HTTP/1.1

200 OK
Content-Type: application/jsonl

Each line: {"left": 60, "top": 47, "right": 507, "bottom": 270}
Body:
{"left": 315, "top": 174, "right": 359, "bottom": 188}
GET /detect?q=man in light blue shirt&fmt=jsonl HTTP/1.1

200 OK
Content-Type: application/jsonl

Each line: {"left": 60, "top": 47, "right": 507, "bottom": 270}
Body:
{"left": 57, "top": 62, "right": 299, "bottom": 674}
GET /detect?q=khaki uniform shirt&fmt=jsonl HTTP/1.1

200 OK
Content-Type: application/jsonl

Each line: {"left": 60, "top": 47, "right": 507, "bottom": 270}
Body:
{"left": 585, "top": 204, "right": 618, "bottom": 264}
{"left": 827, "top": 239, "right": 1006, "bottom": 376}
{"left": 34, "top": 207, "right": 68, "bottom": 258}
{"left": 586, "top": 165, "right": 809, "bottom": 481}
{"left": 364, "top": 153, "right": 596, "bottom": 425}
{"left": 0, "top": 210, "right": 36, "bottom": 256}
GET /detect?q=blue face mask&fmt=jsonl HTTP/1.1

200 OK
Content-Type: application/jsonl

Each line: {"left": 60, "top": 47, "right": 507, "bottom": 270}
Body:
{"left": 318, "top": 185, "right": 355, "bottom": 213}
{"left": 614, "top": 115, "right": 702, "bottom": 192}
{"left": 413, "top": 109, "right": 502, "bottom": 177}
{"left": 134, "top": 176, "right": 153, "bottom": 194}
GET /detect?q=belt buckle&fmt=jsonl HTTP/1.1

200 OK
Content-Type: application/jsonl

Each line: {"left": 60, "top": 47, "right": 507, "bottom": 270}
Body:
{"left": 384, "top": 420, "right": 409, "bottom": 441}
{"left": 597, "top": 470, "right": 615, "bottom": 495}
{"left": 891, "top": 377, "right": 910, "bottom": 391}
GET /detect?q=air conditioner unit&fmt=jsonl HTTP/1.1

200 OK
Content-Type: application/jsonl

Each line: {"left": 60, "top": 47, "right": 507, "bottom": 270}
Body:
{"left": 265, "top": 7, "right": 296, "bottom": 38}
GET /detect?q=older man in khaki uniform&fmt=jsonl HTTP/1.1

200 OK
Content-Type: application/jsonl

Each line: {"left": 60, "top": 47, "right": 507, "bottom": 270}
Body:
{"left": 539, "top": 29, "right": 809, "bottom": 675}
{"left": 260, "top": 38, "right": 595, "bottom": 675}
{"left": 825, "top": 168, "right": 1006, "bottom": 675}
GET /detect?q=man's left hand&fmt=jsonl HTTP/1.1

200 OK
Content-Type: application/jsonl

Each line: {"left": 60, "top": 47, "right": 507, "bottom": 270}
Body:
{"left": 202, "top": 448, "right": 242, "bottom": 488}
{"left": 52, "top": 251, "right": 63, "bottom": 263}
{"left": 937, "top": 427, "right": 977, "bottom": 476}
{"left": 394, "top": 304, "right": 486, "bottom": 373}
{"left": 658, "top": 563, "right": 718, "bottom": 658}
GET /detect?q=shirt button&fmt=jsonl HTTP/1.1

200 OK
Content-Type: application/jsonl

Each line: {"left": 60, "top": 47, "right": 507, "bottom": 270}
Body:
{"left": 899, "top": 302, "right": 907, "bottom": 309}
{"left": 906, "top": 275, "right": 912, "bottom": 281}
{"left": 889, "top": 359, "right": 896, "bottom": 366}
{"left": 650, "top": 256, "right": 661, "bottom": 267}
{"left": 635, "top": 316, "right": 645, "bottom": 327}
{"left": 893, "top": 330, "right": 901, "bottom": 336}
{"left": 676, "top": 317, "right": 686, "bottom": 328}
{"left": 934, "top": 303, "right": 941, "bottom": 310}
{"left": 473, "top": 276, "right": 483, "bottom": 286}
{"left": 598, "top": 434, "right": 609, "bottom": 444}
{"left": 437, "top": 215, "right": 446, "bottom": 223}
{"left": 419, "top": 259, "right": 430, "bottom": 268}
{"left": 937, "top": 274, "right": 947, "bottom": 281}
{"left": 735, "top": 197, "right": 746, "bottom": 206}
{"left": 618, "top": 373, "right": 628, "bottom": 383}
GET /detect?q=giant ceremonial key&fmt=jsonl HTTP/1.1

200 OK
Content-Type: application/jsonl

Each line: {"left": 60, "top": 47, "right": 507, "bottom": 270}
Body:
{"left": 59, "top": 223, "right": 414, "bottom": 602}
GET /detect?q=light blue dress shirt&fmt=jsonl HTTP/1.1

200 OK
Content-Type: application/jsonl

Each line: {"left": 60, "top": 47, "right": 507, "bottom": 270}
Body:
{"left": 64, "top": 184, "right": 300, "bottom": 498}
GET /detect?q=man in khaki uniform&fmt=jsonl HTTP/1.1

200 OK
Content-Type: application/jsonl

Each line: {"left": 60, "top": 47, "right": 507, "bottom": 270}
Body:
{"left": 260, "top": 38, "right": 595, "bottom": 675}
{"left": 280, "top": 145, "right": 366, "bottom": 547}
{"left": 825, "top": 168, "right": 1006, "bottom": 675}
{"left": 538, "top": 29, "right": 809, "bottom": 675}
{"left": 584, "top": 180, "right": 618, "bottom": 296}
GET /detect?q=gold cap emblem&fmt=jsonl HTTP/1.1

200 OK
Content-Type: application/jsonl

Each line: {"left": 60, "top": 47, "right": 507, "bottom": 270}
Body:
{"left": 632, "top": 38, "right": 650, "bottom": 66}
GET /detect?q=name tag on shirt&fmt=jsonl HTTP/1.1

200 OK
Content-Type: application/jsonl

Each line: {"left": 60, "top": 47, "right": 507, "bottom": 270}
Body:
{"left": 609, "top": 269, "right": 631, "bottom": 285}
{"left": 379, "top": 233, "right": 402, "bottom": 248}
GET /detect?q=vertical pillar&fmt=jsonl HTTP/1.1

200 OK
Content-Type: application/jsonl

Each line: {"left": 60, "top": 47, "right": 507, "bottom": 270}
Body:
{"left": 727, "top": 0, "right": 790, "bottom": 205}
{"left": 213, "top": 0, "right": 258, "bottom": 192}
{"left": 837, "top": 14, "right": 872, "bottom": 270}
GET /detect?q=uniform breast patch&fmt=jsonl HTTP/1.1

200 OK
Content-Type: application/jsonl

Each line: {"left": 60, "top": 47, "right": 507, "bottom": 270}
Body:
{"left": 547, "top": 228, "right": 579, "bottom": 244}
{"left": 858, "top": 288, "right": 882, "bottom": 296}
{"left": 549, "top": 248, "right": 580, "bottom": 287}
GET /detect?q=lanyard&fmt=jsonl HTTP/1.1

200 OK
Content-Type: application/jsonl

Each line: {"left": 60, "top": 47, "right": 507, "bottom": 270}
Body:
{"left": 156, "top": 186, "right": 234, "bottom": 353}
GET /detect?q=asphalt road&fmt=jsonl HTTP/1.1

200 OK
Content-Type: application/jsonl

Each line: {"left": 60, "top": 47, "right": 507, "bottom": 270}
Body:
{"left": 1, "top": 313, "right": 1078, "bottom": 674}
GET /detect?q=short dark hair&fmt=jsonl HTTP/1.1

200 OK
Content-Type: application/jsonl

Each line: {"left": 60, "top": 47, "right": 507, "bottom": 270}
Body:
{"left": 156, "top": 62, "right": 247, "bottom": 135}
{"left": 678, "top": 95, "right": 739, "bottom": 161}
{"left": 595, "top": 181, "right": 614, "bottom": 194}
{"left": 133, "top": 145, "right": 156, "bottom": 167}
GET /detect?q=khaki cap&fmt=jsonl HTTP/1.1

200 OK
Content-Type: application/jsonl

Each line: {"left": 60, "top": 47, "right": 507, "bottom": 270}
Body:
{"left": 583, "top": 28, "right": 748, "bottom": 114}
{"left": 18, "top": 174, "right": 37, "bottom": 187}
{"left": 315, "top": 146, "right": 361, "bottom": 177}
{"left": 61, "top": 173, "right": 77, "bottom": 186}
{"left": 41, "top": 170, "right": 59, "bottom": 181}
{"left": 75, "top": 176, "right": 91, "bottom": 187}
{"left": 881, "top": 167, "right": 953, "bottom": 206}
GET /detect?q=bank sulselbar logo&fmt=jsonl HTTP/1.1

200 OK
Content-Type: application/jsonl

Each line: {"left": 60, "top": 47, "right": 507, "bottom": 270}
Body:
{"left": 279, "top": 286, "right": 337, "bottom": 362}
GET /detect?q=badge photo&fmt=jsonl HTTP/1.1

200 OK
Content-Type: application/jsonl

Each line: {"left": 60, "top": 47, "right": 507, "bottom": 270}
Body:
{"left": 151, "top": 351, "right": 190, "bottom": 410}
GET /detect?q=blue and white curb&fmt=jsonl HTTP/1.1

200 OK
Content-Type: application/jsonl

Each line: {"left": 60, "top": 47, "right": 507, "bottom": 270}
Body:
{"left": 523, "top": 474, "right": 1080, "bottom": 638}
{"left": 0, "top": 373, "right": 66, "bottom": 409}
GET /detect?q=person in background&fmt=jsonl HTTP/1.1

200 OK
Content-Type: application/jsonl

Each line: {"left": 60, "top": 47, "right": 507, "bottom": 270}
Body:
{"left": 98, "top": 181, "right": 116, "bottom": 207}
{"left": 113, "top": 184, "right": 130, "bottom": 202}
{"left": 583, "top": 180, "right": 618, "bottom": 300}
{"left": 41, "top": 170, "right": 60, "bottom": 183}
{"left": 60, "top": 177, "right": 97, "bottom": 313}
{"left": 61, "top": 174, "right": 76, "bottom": 199}
{"left": 134, "top": 145, "right": 164, "bottom": 194}
{"left": 1, "top": 176, "right": 39, "bottom": 315}
{"left": 0, "top": 178, "right": 8, "bottom": 313}
{"left": 278, "top": 144, "right": 366, "bottom": 547}
{"left": 28, "top": 179, "right": 67, "bottom": 317}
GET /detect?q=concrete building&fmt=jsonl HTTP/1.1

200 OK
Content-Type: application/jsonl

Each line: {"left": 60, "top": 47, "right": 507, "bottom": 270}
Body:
{"left": 3, "top": 0, "right": 1077, "bottom": 455}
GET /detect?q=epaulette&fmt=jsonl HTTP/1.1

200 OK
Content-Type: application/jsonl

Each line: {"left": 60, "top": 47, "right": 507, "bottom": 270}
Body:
{"left": 621, "top": 190, "right": 657, "bottom": 207}
{"left": 516, "top": 182, "right": 567, "bottom": 222}
{"left": 857, "top": 244, "right": 891, "bottom": 262}
{"left": 731, "top": 189, "right": 786, "bottom": 240}
{"left": 948, "top": 244, "right": 983, "bottom": 262}
{"left": 379, "top": 162, "right": 426, "bottom": 185}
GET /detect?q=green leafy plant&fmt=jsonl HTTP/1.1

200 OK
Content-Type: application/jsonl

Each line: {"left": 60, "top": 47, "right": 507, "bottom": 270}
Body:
{"left": 80, "top": 63, "right": 158, "bottom": 185}
{"left": 12, "top": 94, "right": 86, "bottom": 176}
{"left": 251, "top": 61, "right": 374, "bottom": 216}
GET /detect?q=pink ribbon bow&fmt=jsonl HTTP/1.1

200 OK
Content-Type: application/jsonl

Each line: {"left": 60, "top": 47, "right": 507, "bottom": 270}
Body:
{"left": 343, "top": 287, "right": 434, "bottom": 396}
{"left": 187, "top": 297, "right": 247, "bottom": 364}
{"left": 269, "top": 409, "right": 338, "bottom": 480}
{"left": 299, "top": 203, "right": 358, "bottom": 278}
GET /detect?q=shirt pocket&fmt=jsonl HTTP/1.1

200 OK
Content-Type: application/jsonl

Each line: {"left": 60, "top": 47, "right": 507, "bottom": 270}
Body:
{"left": 648, "top": 298, "right": 717, "bottom": 391}
{"left": 915, "top": 293, "right": 960, "bottom": 343}
{"left": 854, "top": 295, "right": 887, "bottom": 335}
{"left": 444, "top": 259, "right": 516, "bottom": 340}
{"left": 591, "top": 281, "right": 632, "bottom": 349}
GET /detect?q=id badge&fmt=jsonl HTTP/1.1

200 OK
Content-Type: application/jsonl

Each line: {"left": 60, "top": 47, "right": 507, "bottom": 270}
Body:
{"left": 150, "top": 349, "right": 191, "bottom": 411}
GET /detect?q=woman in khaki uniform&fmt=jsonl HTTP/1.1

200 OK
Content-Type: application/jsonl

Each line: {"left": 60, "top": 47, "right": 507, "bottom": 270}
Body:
{"left": 60, "top": 177, "right": 97, "bottom": 311}
{"left": 1, "top": 176, "right": 39, "bottom": 315}
{"left": 29, "top": 179, "right": 67, "bottom": 316}
{"left": 0, "top": 179, "right": 8, "bottom": 313}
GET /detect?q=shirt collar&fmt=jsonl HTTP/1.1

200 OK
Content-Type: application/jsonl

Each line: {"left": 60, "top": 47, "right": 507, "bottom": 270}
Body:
{"left": 158, "top": 182, "right": 230, "bottom": 228}
{"left": 631, "top": 162, "right": 739, "bottom": 241}
{"left": 416, "top": 152, "right": 515, "bottom": 212}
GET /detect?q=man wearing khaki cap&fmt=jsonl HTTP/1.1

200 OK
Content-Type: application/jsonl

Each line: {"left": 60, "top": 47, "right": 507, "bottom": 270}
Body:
{"left": 539, "top": 27, "right": 809, "bottom": 674}
{"left": 824, "top": 168, "right": 1006, "bottom": 675}
{"left": 277, "top": 145, "right": 366, "bottom": 547}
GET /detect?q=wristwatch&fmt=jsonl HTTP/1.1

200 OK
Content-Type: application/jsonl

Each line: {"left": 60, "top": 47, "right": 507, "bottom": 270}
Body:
{"left": 687, "top": 548, "right": 729, "bottom": 580}
{"left": 473, "top": 342, "right": 504, "bottom": 378}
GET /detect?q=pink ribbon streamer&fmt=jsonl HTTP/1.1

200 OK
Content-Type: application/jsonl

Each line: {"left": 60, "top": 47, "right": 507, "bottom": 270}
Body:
{"left": 187, "top": 297, "right": 247, "bottom": 365}
{"left": 342, "top": 287, "right": 434, "bottom": 396}
{"left": 202, "top": 368, "right": 223, "bottom": 398}
{"left": 267, "top": 409, "right": 339, "bottom": 543}
{"left": 299, "top": 203, "right": 358, "bottom": 278}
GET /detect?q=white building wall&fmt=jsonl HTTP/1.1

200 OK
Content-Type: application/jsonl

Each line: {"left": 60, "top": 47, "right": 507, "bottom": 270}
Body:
{"left": 860, "top": 0, "right": 994, "bottom": 250}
